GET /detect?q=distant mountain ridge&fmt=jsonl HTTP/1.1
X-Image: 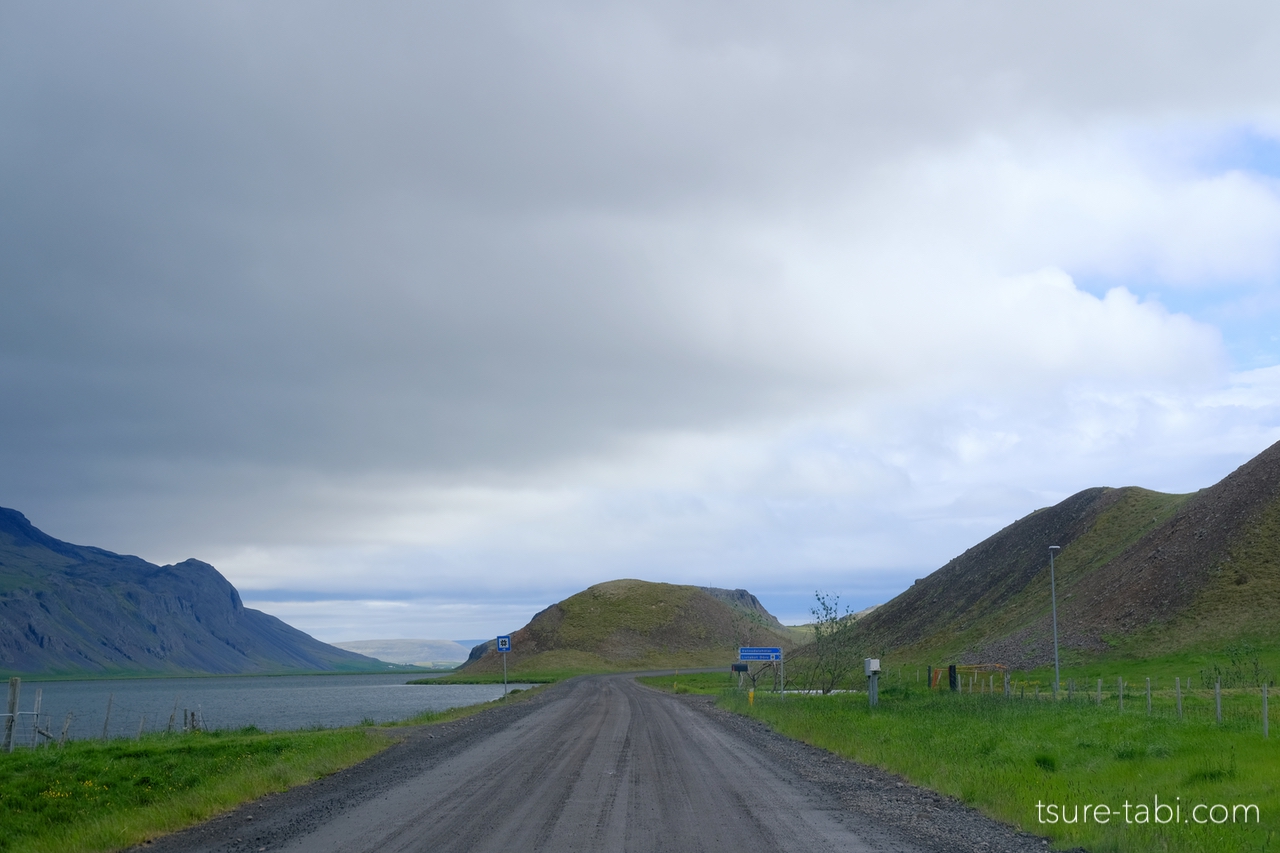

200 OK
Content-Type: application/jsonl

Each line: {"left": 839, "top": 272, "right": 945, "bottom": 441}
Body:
{"left": 0, "top": 508, "right": 383, "bottom": 675}
{"left": 462, "top": 579, "right": 795, "bottom": 673}
{"left": 331, "top": 639, "right": 471, "bottom": 666}
{"left": 849, "top": 439, "right": 1280, "bottom": 666}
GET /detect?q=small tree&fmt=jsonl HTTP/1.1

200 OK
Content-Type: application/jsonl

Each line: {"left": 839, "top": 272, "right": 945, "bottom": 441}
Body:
{"left": 808, "top": 591, "right": 859, "bottom": 694}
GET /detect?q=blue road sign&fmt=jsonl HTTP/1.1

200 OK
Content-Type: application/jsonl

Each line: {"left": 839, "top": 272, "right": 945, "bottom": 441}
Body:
{"left": 497, "top": 635, "right": 511, "bottom": 653}
{"left": 739, "top": 646, "right": 782, "bottom": 661}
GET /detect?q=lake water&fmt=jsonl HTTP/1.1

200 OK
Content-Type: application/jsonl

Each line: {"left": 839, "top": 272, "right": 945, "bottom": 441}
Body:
{"left": 7, "top": 674, "right": 532, "bottom": 744}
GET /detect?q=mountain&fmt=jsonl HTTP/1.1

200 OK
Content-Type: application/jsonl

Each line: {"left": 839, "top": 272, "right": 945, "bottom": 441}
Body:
{"left": 0, "top": 508, "right": 385, "bottom": 676}
{"left": 849, "top": 439, "right": 1280, "bottom": 667}
{"left": 460, "top": 579, "right": 795, "bottom": 674}
{"left": 331, "top": 639, "right": 471, "bottom": 667}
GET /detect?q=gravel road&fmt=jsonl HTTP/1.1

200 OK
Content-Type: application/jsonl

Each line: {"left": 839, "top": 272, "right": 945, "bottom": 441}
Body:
{"left": 135, "top": 675, "right": 1055, "bottom": 853}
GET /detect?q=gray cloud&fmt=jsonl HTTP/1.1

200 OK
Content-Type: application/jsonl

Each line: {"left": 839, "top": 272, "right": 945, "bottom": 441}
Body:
{"left": 4, "top": 2, "right": 1280, "bottom": 635}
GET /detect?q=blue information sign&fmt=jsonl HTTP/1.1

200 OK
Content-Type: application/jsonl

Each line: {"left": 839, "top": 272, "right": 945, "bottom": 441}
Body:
{"left": 497, "top": 635, "right": 511, "bottom": 653}
{"left": 739, "top": 646, "right": 782, "bottom": 661}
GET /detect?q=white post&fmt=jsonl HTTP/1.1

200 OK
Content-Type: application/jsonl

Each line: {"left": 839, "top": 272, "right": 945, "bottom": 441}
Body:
{"left": 1216, "top": 681, "right": 1222, "bottom": 725}
{"left": 1176, "top": 677, "right": 1183, "bottom": 720}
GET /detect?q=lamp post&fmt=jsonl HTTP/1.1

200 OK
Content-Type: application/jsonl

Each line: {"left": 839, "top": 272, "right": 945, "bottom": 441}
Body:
{"left": 1049, "top": 545, "right": 1061, "bottom": 699}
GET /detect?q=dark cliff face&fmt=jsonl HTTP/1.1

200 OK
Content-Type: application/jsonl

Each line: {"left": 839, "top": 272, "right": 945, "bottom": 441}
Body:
{"left": 0, "top": 508, "right": 380, "bottom": 675}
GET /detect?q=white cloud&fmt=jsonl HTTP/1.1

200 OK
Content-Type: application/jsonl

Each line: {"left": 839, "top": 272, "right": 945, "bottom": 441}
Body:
{"left": 5, "top": 2, "right": 1280, "bottom": 639}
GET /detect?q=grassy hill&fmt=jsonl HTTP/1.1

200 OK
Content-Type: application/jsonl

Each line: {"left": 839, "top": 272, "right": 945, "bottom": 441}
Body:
{"left": 459, "top": 579, "right": 796, "bottom": 675}
{"left": 848, "top": 439, "right": 1280, "bottom": 667}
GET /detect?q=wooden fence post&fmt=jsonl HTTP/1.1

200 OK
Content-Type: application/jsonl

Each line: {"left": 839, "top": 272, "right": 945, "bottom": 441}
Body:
{"left": 32, "top": 688, "right": 42, "bottom": 748}
{"left": 1147, "top": 678, "right": 1152, "bottom": 715}
{"left": 1216, "top": 680, "right": 1222, "bottom": 725}
{"left": 1097, "top": 678, "right": 1102, "bottom": 705}
{"left": 4, "top": 677, "right": 19, "bottom": 753}
{"left": 59, "top": 713, "right": 73, "bottom": 747}
{"left": 101, "top": 693, "right": 113, "bottom": 742}
{"left": 1118, "top": 677, "right": 1124, "bottom": 713}
{"left": 1264, "top": 685, "right": 1269, "bottom": 739}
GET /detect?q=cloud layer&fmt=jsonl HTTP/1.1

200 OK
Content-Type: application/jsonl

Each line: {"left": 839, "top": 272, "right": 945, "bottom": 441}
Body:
{"left": 3, "top": 2, "right": 1280, "bottom": 637}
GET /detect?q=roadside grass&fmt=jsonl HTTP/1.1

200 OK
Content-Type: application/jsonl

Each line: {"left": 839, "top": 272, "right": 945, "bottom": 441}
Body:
{"left": 0, "top": 685, "right": 545, "bottom": 853}
{"left": 637, "top": 672, "right": 741, "bottom": 694}
{"left": 716, "top": 686, "right": 1278, "bottom": 853}
{"left": 0, "top": 727, "right": 387, "bottom": 853}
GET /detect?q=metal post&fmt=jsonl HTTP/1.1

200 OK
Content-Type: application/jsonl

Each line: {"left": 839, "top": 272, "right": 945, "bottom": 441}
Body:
{"left": 502, "top": 651, "right": 508, "bottom": 697}
{"left": 1264, "top": 685, "right": 1269, "bottom": 738}
{"left": 1049, "top": 545, "right": 1061, "bottom": 699}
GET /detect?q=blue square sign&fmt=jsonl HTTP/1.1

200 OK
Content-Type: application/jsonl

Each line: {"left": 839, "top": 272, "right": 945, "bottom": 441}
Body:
{"left": 496, "top": 635, "right": 511, "bottom": 653}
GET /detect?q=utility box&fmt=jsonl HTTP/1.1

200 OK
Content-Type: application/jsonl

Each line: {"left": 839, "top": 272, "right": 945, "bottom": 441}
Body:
{"left": 864, "top": 658, "right": 881, "bottom": 676}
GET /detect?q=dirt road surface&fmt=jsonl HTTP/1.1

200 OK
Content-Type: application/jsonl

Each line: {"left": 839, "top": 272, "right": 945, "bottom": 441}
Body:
{"left": 137, "top": 676, "right": 1050, "bottom": 853}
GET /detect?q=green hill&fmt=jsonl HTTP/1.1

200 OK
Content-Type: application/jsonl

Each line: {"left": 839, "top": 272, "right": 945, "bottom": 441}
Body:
{"left": 460, "top": 579, "right": 796, "bottom": 674}
{"left": 849, "top": 439, "right": 1280, "bottom": 667}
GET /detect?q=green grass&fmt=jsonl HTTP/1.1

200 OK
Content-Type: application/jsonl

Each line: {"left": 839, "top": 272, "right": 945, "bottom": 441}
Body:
{"left": 0, "top": 727, "right": 388, "bottom": 853}
{"left": 0, "top": 687, "right": 545, "bottom": 853}
{"left": 715, "top": 685, "right": 1278, "bottom": 853}
{"left": 636, "top": 671, "right": 742, "bottom": 694}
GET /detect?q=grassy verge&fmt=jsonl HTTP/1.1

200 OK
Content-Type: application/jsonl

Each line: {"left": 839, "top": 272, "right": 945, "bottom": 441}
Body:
{"left": 636, "top": 672, "right": 741, "bottom": 694}
{"left": 713, "top": 685, "right": 1277, "bottom": 853}
{"left": 0, "top": 687, "right": 545, "bottom": 853}
{"left": 0, "top": 727, "right": 387, "bottom": 853}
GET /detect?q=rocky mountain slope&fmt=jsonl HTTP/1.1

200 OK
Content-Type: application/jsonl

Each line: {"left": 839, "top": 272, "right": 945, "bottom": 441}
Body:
{"left": 849, "top": 439, "right": 1280, "bottom": 667}
{"left": 0, "top": 508, "right": 384, "bottom": 675}
{"left": 461, "top": 579, "right": 795, "bottom": 673}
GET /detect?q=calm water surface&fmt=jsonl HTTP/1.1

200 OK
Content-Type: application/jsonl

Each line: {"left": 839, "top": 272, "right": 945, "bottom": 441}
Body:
{"left": 12, "top": 674, "right": 531, "bottom": 743}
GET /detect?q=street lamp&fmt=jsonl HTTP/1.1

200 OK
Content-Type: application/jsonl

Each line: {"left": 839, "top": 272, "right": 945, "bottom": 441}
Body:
{"left": 1049, "top": 545, "right": 1061, "bottom": 699}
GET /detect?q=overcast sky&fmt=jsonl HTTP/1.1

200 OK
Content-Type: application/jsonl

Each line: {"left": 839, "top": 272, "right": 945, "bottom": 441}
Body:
{"left": 4, "top": 2, "right": 1280, "bottom": 640}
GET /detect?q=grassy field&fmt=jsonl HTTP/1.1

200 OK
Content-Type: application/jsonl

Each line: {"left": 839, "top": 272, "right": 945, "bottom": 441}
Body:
{"left": 680, "top": 679, "right": 1276, "bottom": 853}
{"left": 0, "top": 693, "right": 538, "bottom": 853}
{"left": 0, "top": 727, "right": 386, "bottom": 853}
